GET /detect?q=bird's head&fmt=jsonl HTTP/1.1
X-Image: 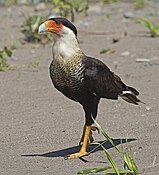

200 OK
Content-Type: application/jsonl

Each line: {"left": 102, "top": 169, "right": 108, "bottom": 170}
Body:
{"left": 39, "top": 17, "right": 80, "bottom": 59}
{"left": 38, "top": 17, "right": 77, "bottom": 38}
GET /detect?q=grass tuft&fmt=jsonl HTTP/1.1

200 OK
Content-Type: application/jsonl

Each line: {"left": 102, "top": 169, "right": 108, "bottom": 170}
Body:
{"left": 77, "top": 166, "right": 112, "bottom": 174}
{"left": 136, "top": 18, "right": 159, "bottom": 37}
{"left": 0, "top": 47, "right": 12, "bottom": 71}
{"left": 53, "top": 0, "right": 89, "bottom": 22}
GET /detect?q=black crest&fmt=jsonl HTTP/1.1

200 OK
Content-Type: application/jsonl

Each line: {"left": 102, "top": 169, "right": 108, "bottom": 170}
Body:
{"left": 49, "top": 17, "right": 77, "bottom": 37}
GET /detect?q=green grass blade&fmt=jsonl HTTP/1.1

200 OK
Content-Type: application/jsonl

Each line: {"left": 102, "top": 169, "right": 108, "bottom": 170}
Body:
{"left": 104, "top": 169, "right": 134, "bottom": 174}
{"left": 77, "top": 166, "right": 112, "bottom": 174}
{"left": 136, "top": 18, "right": 159, "bottom": 37}
{"left": 93, "top": 118, "right": 121, "bottom": 154}
{"left": 87, "top": 140, "right": 108, "bottom": 156}
{"left": 122, "top": 147, "right": 139, "bottom": 173}
{"left": 93, "top": 142, "right": 120, "bottom": 175}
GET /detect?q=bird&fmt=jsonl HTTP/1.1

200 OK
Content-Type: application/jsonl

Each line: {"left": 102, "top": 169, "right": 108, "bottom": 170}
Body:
{"left": 38, "top": 17, "right": 142, "bottom": 159}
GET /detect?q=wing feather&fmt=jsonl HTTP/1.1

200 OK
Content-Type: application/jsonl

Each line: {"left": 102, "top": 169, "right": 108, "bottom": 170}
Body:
{"left": 83, "top": 56, "right": 123, "bottom": 99}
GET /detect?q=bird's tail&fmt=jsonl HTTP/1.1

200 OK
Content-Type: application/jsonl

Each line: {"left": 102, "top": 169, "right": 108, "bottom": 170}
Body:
{"left": 120, "top": 86, "right": 144, "bottom": 105}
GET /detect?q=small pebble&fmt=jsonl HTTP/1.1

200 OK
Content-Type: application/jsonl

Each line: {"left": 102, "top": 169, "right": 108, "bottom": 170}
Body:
{"left": 88, "top": 6, "right": 102, "bottom": 16}
{"left": 136, "top": 59, "right": 151, "bottom": 62}
{"left": 121, "top": 51, "right": 130, "bottom": 56}
{"left": 123, "top": 11, "right": 134, "bottom": 19}
{"left": 146, "top": 106, "right": 151, "bottom": 111}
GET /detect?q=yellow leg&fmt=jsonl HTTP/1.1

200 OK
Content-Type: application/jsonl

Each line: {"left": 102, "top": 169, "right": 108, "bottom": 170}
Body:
{"left": 79, "top": 125, "right": 99, "bottom": 144}
{"left": 79, "top": 125, "right": 86, "bottom": 144}
{"left": 67, "top": 125, "right": 91, "bottom": 159}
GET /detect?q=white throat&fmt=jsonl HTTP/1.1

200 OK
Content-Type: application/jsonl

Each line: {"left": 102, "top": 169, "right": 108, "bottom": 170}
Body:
{"left": 52, "top": 27, "right": 80, "bottom": 60}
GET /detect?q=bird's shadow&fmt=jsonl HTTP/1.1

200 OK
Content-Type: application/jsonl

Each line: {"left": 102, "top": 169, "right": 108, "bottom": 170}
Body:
{"left": 21, "top": 138, "right": 136, "bottom": 160}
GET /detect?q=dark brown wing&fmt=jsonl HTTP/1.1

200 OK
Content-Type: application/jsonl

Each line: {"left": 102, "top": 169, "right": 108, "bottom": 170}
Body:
{"left": 83, "top": 56, "right": 123, "bottom": 99}
{"left": 83, "top": 56, "right": 140, "bottom": 104}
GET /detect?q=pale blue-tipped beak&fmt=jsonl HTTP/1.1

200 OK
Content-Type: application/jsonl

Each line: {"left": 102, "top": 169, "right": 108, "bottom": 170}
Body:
{"left": 38, "top": 22, "right": 46, "bottom": 34}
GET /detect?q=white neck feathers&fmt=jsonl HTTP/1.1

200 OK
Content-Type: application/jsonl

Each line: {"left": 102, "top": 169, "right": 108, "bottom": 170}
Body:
{"left": 52, "top": 26, "right": 80, "bottom": 60}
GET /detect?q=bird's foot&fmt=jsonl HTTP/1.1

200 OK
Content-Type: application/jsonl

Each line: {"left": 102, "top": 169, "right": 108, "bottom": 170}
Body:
{"left": 66, "top": 151, "right": 87, "bottom": 159}
{"left": 79, "top": 125, "right": 99, "bottom": 145}
{"left": 66, "top": 125, "right": 91, "bottom": 160}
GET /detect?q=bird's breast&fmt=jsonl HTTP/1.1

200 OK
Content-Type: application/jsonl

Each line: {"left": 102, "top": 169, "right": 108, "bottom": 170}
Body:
{"left": 50, "top": 55, "right": 85, "bottom": 91}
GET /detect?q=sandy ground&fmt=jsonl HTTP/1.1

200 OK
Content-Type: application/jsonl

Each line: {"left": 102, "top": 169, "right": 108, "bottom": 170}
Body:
{"left": 0, "top": 2, "right": 159, "bottom": 175}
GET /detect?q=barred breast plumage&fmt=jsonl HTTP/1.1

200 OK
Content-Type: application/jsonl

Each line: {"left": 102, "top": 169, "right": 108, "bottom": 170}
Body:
{"left": 49, "top": 51, "right": 85, "bottom": 101}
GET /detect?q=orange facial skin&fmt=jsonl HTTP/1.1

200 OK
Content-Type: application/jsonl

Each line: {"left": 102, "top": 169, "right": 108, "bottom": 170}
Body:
{"left": 45, "top": 20, "right": 63, "bottom": 33}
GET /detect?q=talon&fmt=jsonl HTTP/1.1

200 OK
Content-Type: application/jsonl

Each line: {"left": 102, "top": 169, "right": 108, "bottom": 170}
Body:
{"left": 89, "top": 130, "right": 94, "bottom": 143}
{"left": 66, "top": 151, "right": 87, "bottom": 159}
{"left": 64, "top": 156, "right": 68, "bottom": 160}
{"left": 89, "top": 126, "right": 100, "bottom": 143}
{"left": 79, "top": 140, "right": 82, "bottom": 145}
{"left": 91, "top": 126, "right": 100, "bottom": 134}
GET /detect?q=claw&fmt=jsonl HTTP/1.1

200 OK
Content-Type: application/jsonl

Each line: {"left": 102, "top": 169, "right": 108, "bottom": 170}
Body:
{"left": 66, "top": 151, "right": 87, "bottom": 159}
{"left": 91, "top": 126, "right": 100, "bottom": 134}
{"left": 79, "top": 140, "right": 83, "bottom": 145}
{"left": 89, "top": 130, "right": 94, "bottom": 143}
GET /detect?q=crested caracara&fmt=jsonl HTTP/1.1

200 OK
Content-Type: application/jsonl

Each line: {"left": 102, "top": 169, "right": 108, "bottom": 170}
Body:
{"left": 38, "top": 17, "right": 142, "bottom": 159}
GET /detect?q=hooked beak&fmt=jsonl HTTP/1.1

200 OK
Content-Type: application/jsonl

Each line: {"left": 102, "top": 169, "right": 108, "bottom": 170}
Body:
{"left": 38, "top": 20, "right": 62, "bottom": 34}
{"left": 38, "top": 22, "right": 46, "bottom": 34}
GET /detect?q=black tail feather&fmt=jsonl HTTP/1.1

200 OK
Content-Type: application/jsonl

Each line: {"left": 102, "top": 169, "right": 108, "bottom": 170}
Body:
{"left": 120, "top": 86, "right": 144, "bottom": 105}
{"left": 127, "top": 86, "right": 139, "bottom": 96}
{"left": 121, "top": 93, "right": 141, "bottom": 105}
